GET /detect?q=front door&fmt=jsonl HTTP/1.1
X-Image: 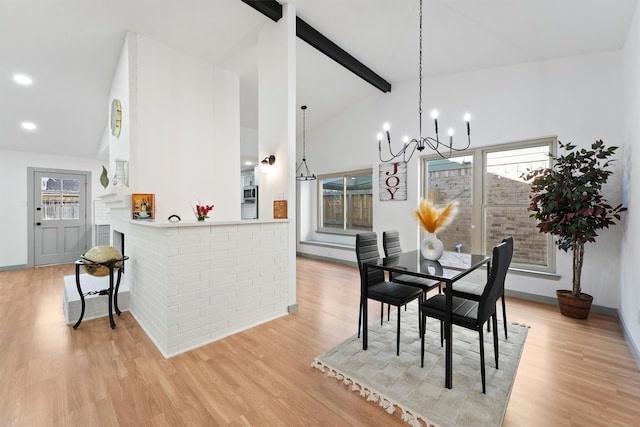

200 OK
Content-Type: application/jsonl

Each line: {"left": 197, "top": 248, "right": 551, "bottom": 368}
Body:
{"left": 32, "top": 170, "right": 90, "bottom": 265}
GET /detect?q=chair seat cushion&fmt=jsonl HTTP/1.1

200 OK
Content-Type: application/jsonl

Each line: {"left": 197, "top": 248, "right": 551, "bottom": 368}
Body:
{"left": 368, "top": 281, "right": 423, "bottom": 306}
{"left": 392, "top": 274, "right": 440, "bottom": 291}
{"left": 420, "top": 294, "right": 480, "bottom": 328}
{"left": 450, "top": 279, "right": 485, "bottom": 300}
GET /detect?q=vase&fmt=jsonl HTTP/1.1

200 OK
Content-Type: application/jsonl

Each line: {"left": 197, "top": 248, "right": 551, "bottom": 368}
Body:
{"left": 420, "top": 233, "right": 444, "bottom": 260}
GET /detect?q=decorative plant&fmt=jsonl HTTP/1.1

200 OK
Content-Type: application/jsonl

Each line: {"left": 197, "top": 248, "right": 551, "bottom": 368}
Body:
{"left": 193, "top": 203, "right": 214, "bottom": 221}
{"left": 414, "top": 199, "right": 458, "bottom": 234}
{"left": 522, "top": 140, "right": 625, "bottom": 298}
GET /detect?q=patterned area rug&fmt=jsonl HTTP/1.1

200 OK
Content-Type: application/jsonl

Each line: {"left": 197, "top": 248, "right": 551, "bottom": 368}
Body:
{"left": 311, "top": 301, "right": 528, "bottom": 427}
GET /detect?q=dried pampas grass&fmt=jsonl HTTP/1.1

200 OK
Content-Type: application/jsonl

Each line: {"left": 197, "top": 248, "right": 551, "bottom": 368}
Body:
{"left": 414, "top": 199, "right": 458, "bottom": 233}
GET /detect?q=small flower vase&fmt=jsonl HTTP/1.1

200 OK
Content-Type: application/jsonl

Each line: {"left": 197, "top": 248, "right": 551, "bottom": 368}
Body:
{"left": 421, "top": 233, "right": 444, "bottom": 260}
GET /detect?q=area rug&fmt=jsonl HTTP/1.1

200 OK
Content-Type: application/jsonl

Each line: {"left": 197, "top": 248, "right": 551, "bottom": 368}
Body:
{"left": 311, "top": 301, "right": 528, "bottom": 427}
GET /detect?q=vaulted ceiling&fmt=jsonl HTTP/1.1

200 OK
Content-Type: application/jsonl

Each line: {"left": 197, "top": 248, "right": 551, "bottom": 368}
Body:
{"left": 1, "top": 0, "right": 637, "bottom": 165}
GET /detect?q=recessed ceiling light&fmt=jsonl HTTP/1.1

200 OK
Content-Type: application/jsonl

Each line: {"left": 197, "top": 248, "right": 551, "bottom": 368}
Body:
{"left": 244, "top": 161, "right": 253, "bottom": 165}
{"left": 13, "top": 74, "right": 33, "bottom": 85}
{"left": 21, "top": 122, "right": 37, "bottom": 130}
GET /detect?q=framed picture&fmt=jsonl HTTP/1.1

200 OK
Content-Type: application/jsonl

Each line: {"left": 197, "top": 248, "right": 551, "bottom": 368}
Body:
{"left": 132, "top": 193, "right": 155, "bottom": 220}
{"left": 379, "top": 162, "right": 407, "bottom": 201}
{"left": 274, "top": 200, "right": 287, "bottom": 219}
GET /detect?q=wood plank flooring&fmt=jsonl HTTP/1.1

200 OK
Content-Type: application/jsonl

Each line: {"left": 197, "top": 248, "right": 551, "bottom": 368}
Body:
{"left": 1, "top": 257, "right": 639, "bottom": 426}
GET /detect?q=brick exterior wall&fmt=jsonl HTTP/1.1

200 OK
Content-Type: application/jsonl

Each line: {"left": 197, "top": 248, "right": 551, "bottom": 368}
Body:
{"left": 428, "top": 167, "right": 547, "bottom": 266}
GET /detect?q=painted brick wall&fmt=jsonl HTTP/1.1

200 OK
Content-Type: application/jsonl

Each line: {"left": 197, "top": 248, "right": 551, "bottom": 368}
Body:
{"left": 127, "top": 221, "right": 289, "bottom": 358}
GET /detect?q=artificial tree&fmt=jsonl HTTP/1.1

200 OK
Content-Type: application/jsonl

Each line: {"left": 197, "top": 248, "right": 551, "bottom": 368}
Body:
{"left": 522, "top": 140, "right": 626, "bottom": 317}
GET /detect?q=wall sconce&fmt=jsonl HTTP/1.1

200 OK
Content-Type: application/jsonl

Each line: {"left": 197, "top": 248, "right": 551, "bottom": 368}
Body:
{"left": 260, "top": 155, "right": 276, "bottom": 172}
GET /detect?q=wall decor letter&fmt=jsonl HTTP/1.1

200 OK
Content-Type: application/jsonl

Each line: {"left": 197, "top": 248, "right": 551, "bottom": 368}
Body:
{"left": 379, "top": 162, "right": 407, "bottom": 201}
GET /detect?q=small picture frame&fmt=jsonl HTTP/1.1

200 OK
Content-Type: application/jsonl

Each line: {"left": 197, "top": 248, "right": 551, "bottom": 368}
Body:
{"left": 132, "top": 193, "right": 155, "bottom": 220}
{"left": 274, "top": 200, "right": 287, "bottom": 219}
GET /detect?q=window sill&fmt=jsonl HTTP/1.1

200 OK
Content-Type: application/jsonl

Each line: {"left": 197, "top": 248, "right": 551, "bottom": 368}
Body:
{"left": 299, "top": 240, "right": 355, "bottom": 250}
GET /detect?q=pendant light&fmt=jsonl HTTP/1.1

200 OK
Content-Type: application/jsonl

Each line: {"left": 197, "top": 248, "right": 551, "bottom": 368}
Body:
{"left": 296, "top": 105, "right": 316, "bottom": 181}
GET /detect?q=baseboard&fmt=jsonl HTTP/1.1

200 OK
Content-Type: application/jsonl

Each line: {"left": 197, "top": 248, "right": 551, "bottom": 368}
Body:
{"left": 619, "top": 312, "right": 640, "bottom": 370}
{"left": 0, "top": 264, "right": 27, "bottom": 271}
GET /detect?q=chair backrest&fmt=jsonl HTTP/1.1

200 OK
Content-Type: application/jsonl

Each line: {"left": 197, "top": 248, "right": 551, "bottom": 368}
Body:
{"left": 477, "top": 241, "right": 512, "bottom": 323}
{"left": 382, "top": 230, "right": 402, "bottom": 257}
{"left": 501, "top": 236, "right": 514, "bottom": 269}
{"left": 355, "top": 232, "right": 385, "bottom": 286}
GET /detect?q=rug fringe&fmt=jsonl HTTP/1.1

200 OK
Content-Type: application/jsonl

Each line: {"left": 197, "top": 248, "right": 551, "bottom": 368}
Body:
{"left": 311, "top": 358, "right": 435, "bottom": 427}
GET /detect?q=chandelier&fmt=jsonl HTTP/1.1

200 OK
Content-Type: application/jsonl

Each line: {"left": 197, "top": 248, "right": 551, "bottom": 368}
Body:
{"left": 296, "top": 105, "right": 317, "bottom": 181}
{"left": 377, "top": 0, "right": 471, "bottom": 163}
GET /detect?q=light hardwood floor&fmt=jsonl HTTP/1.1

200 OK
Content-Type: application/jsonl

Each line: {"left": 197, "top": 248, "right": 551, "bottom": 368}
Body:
{"left": 1, "top": 257, "right": 639, "bottom": 426}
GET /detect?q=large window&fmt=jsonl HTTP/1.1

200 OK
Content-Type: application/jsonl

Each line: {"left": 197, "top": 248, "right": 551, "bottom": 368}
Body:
{"left": 422, "top": 138, "right": 555, "bottom": 272}
{"left": 319, "top": 169, "right": 373, "bottom": 233}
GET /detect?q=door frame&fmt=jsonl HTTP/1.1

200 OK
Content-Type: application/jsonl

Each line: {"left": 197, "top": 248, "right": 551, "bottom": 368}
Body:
{"left": 27, "top": 167, "right": 92, "bottom": 267}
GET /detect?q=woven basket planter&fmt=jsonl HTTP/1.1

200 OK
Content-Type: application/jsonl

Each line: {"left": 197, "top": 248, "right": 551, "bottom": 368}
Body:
{"left": 556, "top": 290, "right": 593, "bottom": 319}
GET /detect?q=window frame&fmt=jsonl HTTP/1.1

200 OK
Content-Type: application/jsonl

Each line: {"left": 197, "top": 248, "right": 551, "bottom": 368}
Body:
{"left": 421, "top": 137, "right": 557, "bottom": 273}
{"left": 316, "top": 168, "right": 373, "bottom": 235}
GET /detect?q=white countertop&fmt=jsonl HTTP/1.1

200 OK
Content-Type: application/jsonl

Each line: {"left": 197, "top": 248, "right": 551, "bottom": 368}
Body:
{"left": 128, "top": 218, "right": 288, "bottom": 228}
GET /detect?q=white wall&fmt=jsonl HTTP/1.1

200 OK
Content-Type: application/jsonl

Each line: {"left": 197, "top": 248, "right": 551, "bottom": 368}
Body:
{"left": 0, "top": 150, "right": 106, "bottom": 268}
{"left": 621, "top": 4, "right": 640, "bottom": 361}
{"left": 298, "top": 50, "right": 626, "bottom": 309}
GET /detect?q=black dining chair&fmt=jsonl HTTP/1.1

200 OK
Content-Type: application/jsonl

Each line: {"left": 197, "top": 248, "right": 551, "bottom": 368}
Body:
{"left": 451, "top": 236, "right": 513, "bottom": 339}
{"left": 419, "top": 240, "right": 511, "bottom": 393}
{"left": 356, "top": 232, "right": 423, "bottom": 356}
{"left": 383, "top": 230, "right": 442, "bottom": 295}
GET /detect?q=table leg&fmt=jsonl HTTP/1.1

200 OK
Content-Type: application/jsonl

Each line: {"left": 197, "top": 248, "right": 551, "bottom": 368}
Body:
{"left": 108, "top": 262, "right": 115, "bottom": 329}
{"left": 445, "top": 279, "right": 452, "bottom": 389}
{"left": 73, "top": 262, "right": 85, "bottom": 330}
{"left": 114, "top": 267, "right": 123, "bottom": 316}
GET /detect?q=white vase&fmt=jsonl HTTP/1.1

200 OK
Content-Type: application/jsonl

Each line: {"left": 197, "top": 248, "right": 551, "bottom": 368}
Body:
{"left": 420, "top": 233, "right": 444, "bottom": 260}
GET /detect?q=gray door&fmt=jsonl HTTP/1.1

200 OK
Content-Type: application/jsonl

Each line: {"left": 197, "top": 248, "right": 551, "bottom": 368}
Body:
{"left": 33, "top": 171, "right": 89, "bottom": 265}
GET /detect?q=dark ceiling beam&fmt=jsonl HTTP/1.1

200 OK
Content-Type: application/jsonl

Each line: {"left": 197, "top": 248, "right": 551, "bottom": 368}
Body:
{"left": 240, "top": 0, "right": 282, "bottom": 22}
{"left": 296, "top": 17, "right": 391, "bottom": 93}
{"left": 239, "top": 0, "right": 392, "bottom": 93}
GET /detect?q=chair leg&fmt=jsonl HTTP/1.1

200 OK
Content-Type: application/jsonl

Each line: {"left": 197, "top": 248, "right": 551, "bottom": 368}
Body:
{"left": 439, "top": 321, "right": 444, "bottom": 347}
{"left": 502, "top": 293, "right": 508, "bottom": 339}
{"left": 358, "top": 296, "right": 363, "bottom": 338}
{"left": 479, "top": 328, "right": 486, "bottom": 394}
{"left": 493, "top": 314, "right": 499, "bottom": 369}
{"left": 388, "top": 303, "right": 391, "bottom": 321}
{"left": 396, "top": 306, "right": 401, "bottom": 356}
{"left": 381, "top": 302, "right": 384, "bottom": 325}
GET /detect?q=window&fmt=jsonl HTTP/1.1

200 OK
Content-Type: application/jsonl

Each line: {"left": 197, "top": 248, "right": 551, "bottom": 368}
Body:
{"left": 422, "top": 138, "right": 555, "bottom": 272}
{"left": 41, "top": 176, "right": 80, "bottom": 220}
{"left": 318, "top": 169, "right": 373, "bottom": 233}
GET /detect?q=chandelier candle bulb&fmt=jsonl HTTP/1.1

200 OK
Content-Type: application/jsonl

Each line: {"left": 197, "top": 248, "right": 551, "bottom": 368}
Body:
{"left": 448, "top": 128, "right": 454, "bottom": 145}
{"left": 465, "top": 113, "right": 471, "bottom": 135}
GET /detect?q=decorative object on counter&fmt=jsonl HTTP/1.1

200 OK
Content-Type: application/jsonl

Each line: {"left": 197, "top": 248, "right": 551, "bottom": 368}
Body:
{"left": 168, "top": 214, "right": 181, "bottom": 223}
{"left": 100, "top": 165, "right": 109, "bottom": 189}
{"left": 376, "top": 0, "right": 471, "bottom": 163}
{"left": 522, "top": 140, "right": 626, "bottom": 319}
{"left": 112, "top": 159, "right": 128, "bottom": 187}
{"left": 132, "top": 193, "right": 155, "bottom": 220}
{"left": 193, "top": 203, "right": 214, "bottom": 221}
{"left": 414, "top": 199, "right": 457, "bottom": 260}
{"left": 81, "top": 245, "right": 124, "bottom": 277}
{"left": 296, "top": 105, "right": 316, "bottom": 181}
{"left": 379, "top": 161, "right": 407, "bottom": 201}
{"left": 274, "top": 200, "right": 287, "bottom": 219}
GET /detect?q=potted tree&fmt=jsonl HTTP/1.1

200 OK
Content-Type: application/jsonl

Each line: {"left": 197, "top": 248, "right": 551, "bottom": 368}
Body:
{"left": 522, "top": 140, "right": 626, "bottom": 319}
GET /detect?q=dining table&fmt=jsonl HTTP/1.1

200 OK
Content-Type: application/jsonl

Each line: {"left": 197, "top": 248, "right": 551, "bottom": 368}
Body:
{"left": 362, "top": 249, "right": 490, "bottom": 389}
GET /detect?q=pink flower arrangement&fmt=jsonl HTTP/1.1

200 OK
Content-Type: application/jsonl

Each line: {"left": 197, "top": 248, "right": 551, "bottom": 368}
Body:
{"left": 194, "top": 203, "right": 214, "bottom": 221}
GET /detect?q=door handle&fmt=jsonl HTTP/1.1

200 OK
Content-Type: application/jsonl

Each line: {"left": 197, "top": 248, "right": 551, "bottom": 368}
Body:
{"left": 36, "top": 222, "right": 41, "bottom": 226}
